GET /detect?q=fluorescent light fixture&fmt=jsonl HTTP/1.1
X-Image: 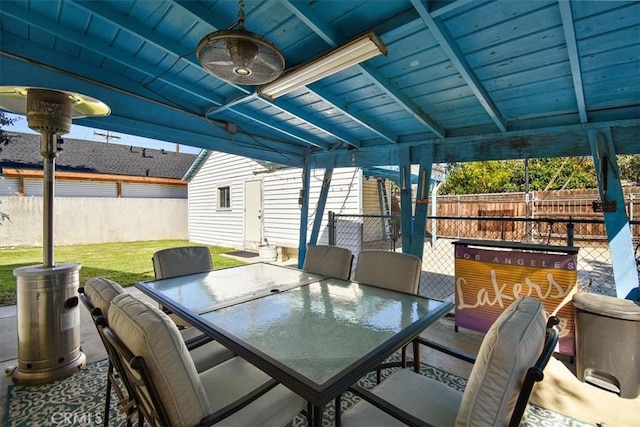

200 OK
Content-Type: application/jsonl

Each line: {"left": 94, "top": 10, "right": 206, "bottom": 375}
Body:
{"left": 258, "top": 30, "right": 386, "bottom": 99}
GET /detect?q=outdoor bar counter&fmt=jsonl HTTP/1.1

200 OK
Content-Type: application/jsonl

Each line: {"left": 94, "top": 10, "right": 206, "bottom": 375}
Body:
{"left": 453, "top": 239, "right": 579, "bottom": 355}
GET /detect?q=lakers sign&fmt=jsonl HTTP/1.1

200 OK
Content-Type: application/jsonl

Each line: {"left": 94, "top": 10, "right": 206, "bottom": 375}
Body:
{"left": 454, "top": 243, "right": 578, "bottom": 355}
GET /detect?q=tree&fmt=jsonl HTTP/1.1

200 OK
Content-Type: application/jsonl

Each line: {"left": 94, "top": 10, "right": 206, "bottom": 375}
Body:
{"left": 617, "top": 155, "right": 640, "bottom": 185}
{"left": 0, "top": 111, "right": 18, "bottom": 152}
{"left": 439, "top": 157, "right": 599, "bottom": 195}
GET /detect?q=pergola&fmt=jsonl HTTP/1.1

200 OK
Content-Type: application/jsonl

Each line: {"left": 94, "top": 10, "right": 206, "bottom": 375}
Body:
{"left": 1, "top": 0, "right": 639, "bottom": 296}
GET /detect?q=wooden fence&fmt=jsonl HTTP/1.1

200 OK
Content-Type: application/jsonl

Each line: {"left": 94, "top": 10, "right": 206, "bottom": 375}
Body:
{"left": 432, "top": 187, "right": 640, "bottom": 243}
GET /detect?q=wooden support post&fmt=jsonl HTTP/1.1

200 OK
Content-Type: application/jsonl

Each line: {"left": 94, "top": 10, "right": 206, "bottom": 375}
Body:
{"left": 398, "top": 147, "right": 413, "bottom": 254}
{"left": 588, "top": 128, "right": 638, "bottom": 297}
{"left": 411, "top": 145, "right": 433, "bottom": 259}
{"left": 297, "top": 158, "right": 312, "bottom": 269}
{"left": 308, "top": 163, "right": 334, "bottom": 246}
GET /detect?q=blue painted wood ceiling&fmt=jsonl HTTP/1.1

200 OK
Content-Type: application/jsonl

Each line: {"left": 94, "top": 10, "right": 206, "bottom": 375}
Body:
{"left": 1, "top": 0, "right": 638, "bottom": 168}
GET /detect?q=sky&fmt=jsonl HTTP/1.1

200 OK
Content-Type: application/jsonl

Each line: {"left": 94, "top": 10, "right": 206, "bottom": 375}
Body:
{"left": 3, "top": 113, "right": 202, "bottom": 154}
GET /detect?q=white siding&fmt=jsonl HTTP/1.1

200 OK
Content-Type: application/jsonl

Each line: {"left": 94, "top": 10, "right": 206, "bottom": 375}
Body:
{"left": 188, "top": 152, "right": 263, "bottom": 248}
{"left": 188, "top": 152, "right": 363, "bottom": 251}
{"left": 261, "top": 167, "right": 362, "bottom": 247}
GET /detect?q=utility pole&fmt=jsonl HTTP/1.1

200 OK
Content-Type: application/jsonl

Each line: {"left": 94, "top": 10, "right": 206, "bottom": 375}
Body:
{"left": 93, "top": 130, "right": 121, "bottom": 143}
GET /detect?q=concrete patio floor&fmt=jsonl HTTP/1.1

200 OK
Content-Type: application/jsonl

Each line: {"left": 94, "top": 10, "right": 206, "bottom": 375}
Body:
{"left": 1, "top": 261, "right": 638, "bottom": 426}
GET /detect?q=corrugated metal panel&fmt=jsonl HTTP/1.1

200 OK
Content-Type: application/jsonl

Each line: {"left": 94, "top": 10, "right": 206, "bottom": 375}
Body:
{"left": 21, "top": 178, "right": 184, "bottom": 198}
{"left": 23, "top": 178, "right": 42, "bottom": 196}
{"left": 122, "top": 183, "right": 186, "bottom": 198}
{"left": 0, "top": 177, "right": 20, "bottom": 196}
{"left": 56, "top": 180, "right": 117, "bottom": 197}
{"left": 23, "top": 178, "right": 118, "bottom": 197}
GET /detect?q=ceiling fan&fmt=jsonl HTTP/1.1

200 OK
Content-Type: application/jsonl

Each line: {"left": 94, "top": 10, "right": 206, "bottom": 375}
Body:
{"left": 197, "top": 0, "right": 285, "bottom": 86}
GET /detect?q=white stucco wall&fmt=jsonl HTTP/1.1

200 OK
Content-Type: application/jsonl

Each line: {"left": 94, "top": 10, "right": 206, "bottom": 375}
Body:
{"left": 0, "top": 196, "right": 188, "bottom": 247}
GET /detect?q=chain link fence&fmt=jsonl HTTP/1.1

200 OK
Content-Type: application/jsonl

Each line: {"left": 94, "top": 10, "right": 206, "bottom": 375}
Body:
{"left": 328, "top": 212, "right": 639, "bottom": 302}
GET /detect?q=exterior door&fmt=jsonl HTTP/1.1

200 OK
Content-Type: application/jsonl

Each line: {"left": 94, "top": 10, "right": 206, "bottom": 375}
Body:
{"left": 244, "top": 180, "right": 262, "bottom": 250}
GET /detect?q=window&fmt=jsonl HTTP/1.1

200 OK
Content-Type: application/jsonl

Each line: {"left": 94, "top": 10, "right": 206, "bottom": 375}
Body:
{"left": 218, "top": 186, "right": 231, "bottom": 209}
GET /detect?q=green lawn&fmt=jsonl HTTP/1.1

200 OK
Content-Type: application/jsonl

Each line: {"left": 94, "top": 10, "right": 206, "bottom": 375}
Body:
{"left": 0, "top": 240, "right": 246, "bottom": 306}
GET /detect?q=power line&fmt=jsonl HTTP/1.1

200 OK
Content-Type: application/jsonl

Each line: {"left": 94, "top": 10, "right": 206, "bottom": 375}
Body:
{"left": 93, "top": 130, "right": 121, "bottom": 143}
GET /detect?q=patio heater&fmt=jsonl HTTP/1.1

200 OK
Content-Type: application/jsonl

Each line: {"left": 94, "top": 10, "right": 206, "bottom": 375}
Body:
{"left": 0, "top": 87, "right": 110, "bottom": 384}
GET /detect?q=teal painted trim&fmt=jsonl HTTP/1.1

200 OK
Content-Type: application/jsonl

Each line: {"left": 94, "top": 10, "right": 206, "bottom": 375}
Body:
{"left": 309, "top": 165, "right": 335, "bottom": 245}
{"left": 298, "top": 159, "right": 312, "bottom": 269}
{"left": 589, "top": 129, "right": 639, "bottom": 297}
{"left": 280, "top": 1, "right": 398, "bottom": 144}
{"left": 182, "top": 150, "right": 211, "bottom": 181}
{"left": 559, "top": 1, "right": 587, "bottom": 123}
{"left": 410, "top": 0, "right": 507, "bottom": 132}
{"left": 411, "top": 145, "right": 434, "bottom": 258}
{"left": 308, "top": 119, "right": 640, "bottom": 169}
{"left": 398, "top": 147, "right": 413, "bottom": 253}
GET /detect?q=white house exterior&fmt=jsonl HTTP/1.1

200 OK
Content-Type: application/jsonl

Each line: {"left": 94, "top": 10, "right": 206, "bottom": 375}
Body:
{"left": 187, "top": 151, "right": 390, "bottom": 256}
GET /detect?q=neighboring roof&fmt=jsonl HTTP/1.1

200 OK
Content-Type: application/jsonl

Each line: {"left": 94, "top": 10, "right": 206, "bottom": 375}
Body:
{"left": 0, "top": 132, "right": 197, "bottom": 179}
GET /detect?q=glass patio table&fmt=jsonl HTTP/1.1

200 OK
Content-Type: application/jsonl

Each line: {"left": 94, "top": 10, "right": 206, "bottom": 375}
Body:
{"left": 136, "top": 263, "right": 453, "bottom": 426}
{"left": 136, "top": 262, "right": 326, "bottom": 313}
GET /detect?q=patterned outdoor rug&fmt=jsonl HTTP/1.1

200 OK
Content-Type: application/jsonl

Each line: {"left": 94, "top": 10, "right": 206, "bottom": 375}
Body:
{"left": 6, "top": 356, "right": 592, "bottom": 426}
{"left": 224, "top": 250, "right": 259, "bottom": 258}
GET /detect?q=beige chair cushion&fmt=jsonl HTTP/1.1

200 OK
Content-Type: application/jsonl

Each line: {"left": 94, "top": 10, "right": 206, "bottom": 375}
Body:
{"left": 199, "top": 357, "right": 306, "bottom": 427}
{"left": 354, "top": 250, "right": 421, "bottom": 293}
{"left": 84, "top": 277, "right": 125, "bottom": 316}
{"left": 455, "top": 296, "right": 546, "bottom": 426}
{"left": 303, "top": 245, "right": 353, "bottom": 280}
{"left": 108, "top": 293, "right": 211, "bottom": 426}
{"left": 341, "top": 369, "right": 462, "bottom": 427}
{"left": 152, "top": 246, "right": 212, "bottom": 279}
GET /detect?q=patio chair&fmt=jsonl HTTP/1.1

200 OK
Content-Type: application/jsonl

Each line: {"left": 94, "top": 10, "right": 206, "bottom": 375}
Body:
{"left": 102, "top": 292, "right": 307, "bottom": 427}
{"left": 354, "top": 250, "right": 421, "bottom": 293}
{"left": 79, "top": 281, "right": 139, "bottom": 427}
{"left": 354, "top": 250, "right": 422, "bottom": 381}
{"left": 81, "top": 277, "right": 234, "bottom": 371}
{"left": 151, "top": 246, "right": 213, "bottom": 330}
{"left": 152, "top": 246, "right": 213, "bottom": 279}
{"left": 302, "top": 244, "right": 353, "bottom": 280}
{"left": 338, "top": 297, "right": 559, "bottom": 427}
{"left": 79, "top": 278, "right": 235, "bottom": 426}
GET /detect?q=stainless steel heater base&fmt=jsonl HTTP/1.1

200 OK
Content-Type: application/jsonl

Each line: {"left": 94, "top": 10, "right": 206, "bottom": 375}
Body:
{"left": 12, "top": 263, "right": 86, "bottom": 385}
